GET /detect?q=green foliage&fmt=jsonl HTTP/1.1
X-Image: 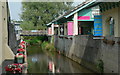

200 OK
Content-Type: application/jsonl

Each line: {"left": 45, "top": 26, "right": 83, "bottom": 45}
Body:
{"left": 24, "top": 40, "right": 31, "bottom": 43}
{"left": 97, "top": 59, "right": 104, "bottom": 73}
{"left": 26, "top": 40, "right": 55, "bottom": 55}
{"left": 20, "top": 2, "right": 74, "bottom": 30}
{"left": 27, "top": 45, "right": 43, "bottom": 55}
{"left": 29, "top": 39, "right": 39, "bottom": 45}
{"left": 24, "top": 36, "right": 48, "bottom": 45}
{"left": 24, "top": 37, "right": 40, "bottom": 45}
{"left": 41, "top": 41, "right": 55, "bottom": 52}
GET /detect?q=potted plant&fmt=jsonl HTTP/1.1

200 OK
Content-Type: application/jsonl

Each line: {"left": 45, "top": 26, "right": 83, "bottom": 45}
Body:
{"left": 21, "top": 41, "right": 26, "bottom": 44}
{"left": 15, "top": 53, "right": 25, "bottom": 64}
{"left": 5, "top": 64, "right": 23, "bottom": 74}
{"left": 17, "top": 48, "right": 25, "bottom": 54}
{"left": 19, "top": 44, "right": 25, "bottom": 49}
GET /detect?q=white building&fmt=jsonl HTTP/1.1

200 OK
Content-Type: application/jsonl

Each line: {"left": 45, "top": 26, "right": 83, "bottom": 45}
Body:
{"left": 14, "top": 23, "right": 22, "bottom": 40}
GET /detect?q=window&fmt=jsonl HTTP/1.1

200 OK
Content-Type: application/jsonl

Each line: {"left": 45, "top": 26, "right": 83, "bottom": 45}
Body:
{"left": 109, "top": 17, "right": 114, "bottom": 36}
{"left": 105, "top": 17, "right": 114, "bottom": 36}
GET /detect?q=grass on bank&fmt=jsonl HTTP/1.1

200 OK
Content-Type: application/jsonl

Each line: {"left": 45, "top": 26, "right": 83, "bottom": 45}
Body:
{"left": 24, "top": 36, "right": 55, "bottom": 55}
{"left": 41, "top": 41, "right": 55, "bottom": 52}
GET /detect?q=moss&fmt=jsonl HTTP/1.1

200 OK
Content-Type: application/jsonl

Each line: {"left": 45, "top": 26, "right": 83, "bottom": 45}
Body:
{"left": 97, "top": 59, "right": 104, "bottom": 73}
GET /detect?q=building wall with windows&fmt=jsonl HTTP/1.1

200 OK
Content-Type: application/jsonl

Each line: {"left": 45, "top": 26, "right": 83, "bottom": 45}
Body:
{"left": 14, "top": 23, "right": 22, "bottom": 40}
{"left": 101, "top": 7, "right": 119, "bottom": 37}
{"left": 100, "top": 2, "right": 120, "bottom": 37}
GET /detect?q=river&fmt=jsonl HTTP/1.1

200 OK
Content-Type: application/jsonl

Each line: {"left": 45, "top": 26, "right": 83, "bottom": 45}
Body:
{"left": 27, "top": 45, "right": 94, "bottom": 73}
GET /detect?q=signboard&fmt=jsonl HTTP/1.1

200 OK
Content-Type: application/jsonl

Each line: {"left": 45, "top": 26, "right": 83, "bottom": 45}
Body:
{"left": 67, "top": 22, "right": 73, "bottom": 35}
{"left": 78, "top": 16, "right": 90, "bottom": 20}
{"left": 94, "top": 15, "right": 102, "bottom": 36}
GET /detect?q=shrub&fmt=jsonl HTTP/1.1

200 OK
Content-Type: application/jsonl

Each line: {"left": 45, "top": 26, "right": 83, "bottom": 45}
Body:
{"left": 24, "top": 36, "right": 48, "bottom": 45}
{"left": 41, "top": 41, "right": 55, "bottom": 52}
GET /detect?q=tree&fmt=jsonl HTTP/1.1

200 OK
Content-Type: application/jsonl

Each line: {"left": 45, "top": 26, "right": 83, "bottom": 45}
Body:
{"left": 20, "top": 2, "right": 74, "bottom": 30}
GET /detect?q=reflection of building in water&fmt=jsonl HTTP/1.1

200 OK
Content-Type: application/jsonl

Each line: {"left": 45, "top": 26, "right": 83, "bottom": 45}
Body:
{"left": 47, "top": 0, "right": 120, "bottom": 73}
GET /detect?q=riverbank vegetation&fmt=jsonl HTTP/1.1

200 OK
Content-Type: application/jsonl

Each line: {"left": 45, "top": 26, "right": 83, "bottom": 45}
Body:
{"left": 41, "top": 41, "right": 55, "bottom": 52}
{"left": 24, "top": 36, "right": 48, "bottom": 45}
{"left": 25, "top": 36, "right": 55, "bottom": 55}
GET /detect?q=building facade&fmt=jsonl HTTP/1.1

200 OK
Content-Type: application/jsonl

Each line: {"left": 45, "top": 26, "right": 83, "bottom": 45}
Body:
{"left": 99, "top": 2, "right": 120, "bottom": 37}
{"left": 14, "top": 23, "right": 22, "bottom": 40}
{"left": 0, "top": 1, "right": 15, "bottom": 74}
{"left": 47, "top": 0, "right": 120, "bottom": 73}
{"left": 47, "top": 0, "right": 100, "bottom": 37}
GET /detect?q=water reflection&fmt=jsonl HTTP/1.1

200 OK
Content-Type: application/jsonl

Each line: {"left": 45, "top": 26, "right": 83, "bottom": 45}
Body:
{"left": 27, "top": 52, "right": 93, "bottom": 73}
{"left": 31, "top": 57, "right": 38, "bottom": 63}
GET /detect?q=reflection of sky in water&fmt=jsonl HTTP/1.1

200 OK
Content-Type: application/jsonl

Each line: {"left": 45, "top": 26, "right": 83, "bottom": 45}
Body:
{"left": 32, "top": 57, "right": 38, "bottom": 63}
{"left": 27, "top": 45, "right": 93, "bottom": 73}
{"left": 28, "top": 53, "right": 93, "bottom": 73}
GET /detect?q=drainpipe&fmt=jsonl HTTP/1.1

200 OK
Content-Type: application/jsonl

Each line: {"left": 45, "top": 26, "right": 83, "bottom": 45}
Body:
{"left": 73, "top": 13, "right": 78, "bottom": 35}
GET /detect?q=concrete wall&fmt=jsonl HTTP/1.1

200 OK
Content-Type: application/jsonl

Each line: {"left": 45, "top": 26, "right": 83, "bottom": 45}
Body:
{"left": 54, "top": 35, "right": 119, "bottom": 73}
{"left": 8, "top": 23, "right": 18, "bottom": 54}
{"left": 118, "top": 7, "right": 120, "bottom": 37}
{"left": 0, "top": 1, "right": 3, "bottom": 74}
{"left": 102, "top": 7, "right": 119, "bottom": 37}
{"left": 118, "top": 6, "right": 120, "bottom": 74}
{"left": 0, "top": 1, "right": 14, "bottom": 74}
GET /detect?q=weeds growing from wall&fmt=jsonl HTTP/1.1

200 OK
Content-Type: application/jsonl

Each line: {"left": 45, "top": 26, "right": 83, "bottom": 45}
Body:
{"left": 97, "top": 59, "right": 104, "bottom": 73}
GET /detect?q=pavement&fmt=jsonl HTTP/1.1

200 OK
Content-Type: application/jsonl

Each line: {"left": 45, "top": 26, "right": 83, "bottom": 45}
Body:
{"left": 2, "top": 59, "right": 14, "bottom": 74}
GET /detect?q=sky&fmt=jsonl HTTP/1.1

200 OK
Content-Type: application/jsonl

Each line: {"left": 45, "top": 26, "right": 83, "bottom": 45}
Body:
{"left": 8, "top": 0, "right": 85, "bottom": 21}
{"left": 8, "top": 2, "right": 22, "bottom": 21}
